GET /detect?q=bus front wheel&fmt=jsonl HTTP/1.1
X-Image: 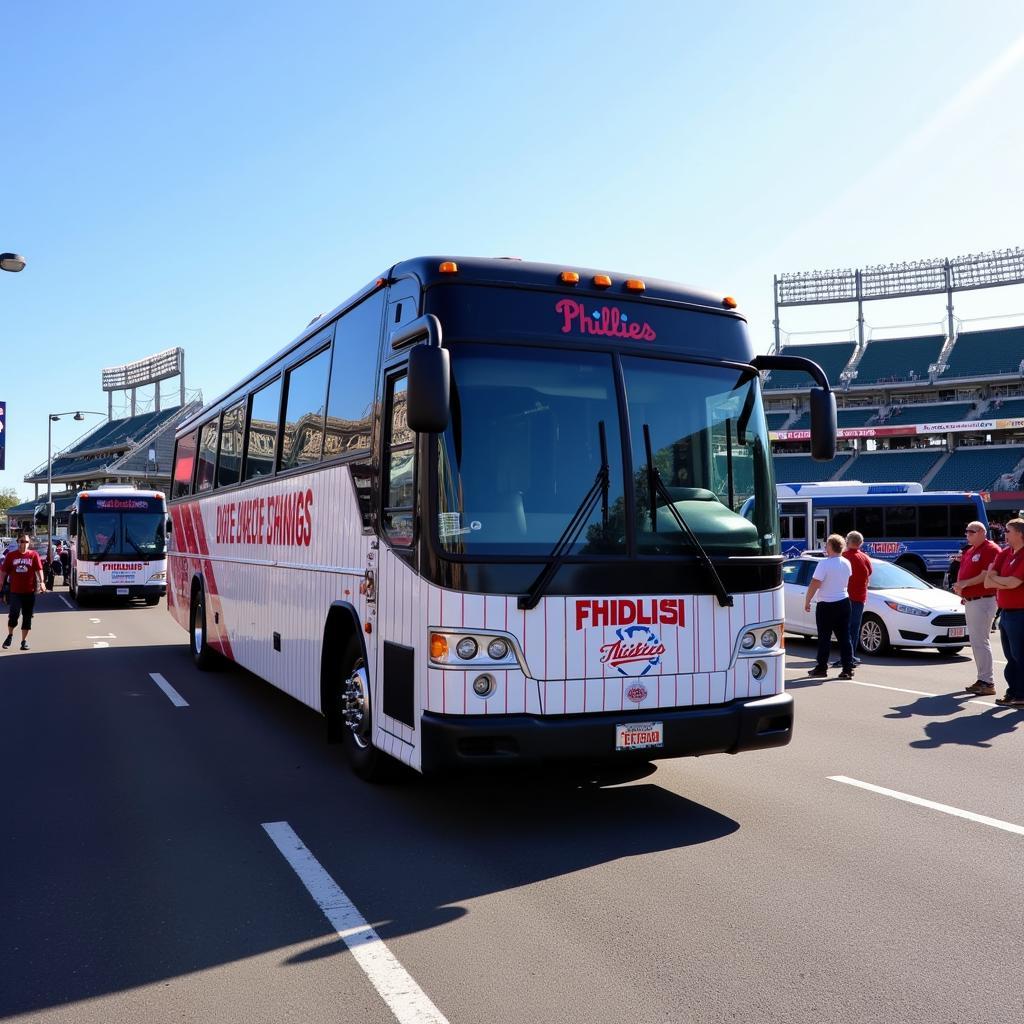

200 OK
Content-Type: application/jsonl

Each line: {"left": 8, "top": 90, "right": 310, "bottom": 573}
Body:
{"left": 338, "top": 638, "right": 391, "bottom": 782}
{"left": 190, "top": 588, "right": 218, "bottom": 670}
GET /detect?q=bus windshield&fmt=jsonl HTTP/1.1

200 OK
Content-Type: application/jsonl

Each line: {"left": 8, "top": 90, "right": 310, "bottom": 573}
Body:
{"left": 80, "top": 511, "right": 167, "bottom": 561}
{"left": 436, "top": 344, "right": 777, "bottom": 556}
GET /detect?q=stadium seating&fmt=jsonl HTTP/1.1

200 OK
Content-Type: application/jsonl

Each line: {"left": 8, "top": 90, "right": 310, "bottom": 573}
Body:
{"left": 926, "top": 447, "right": 1023, "bottom": 492}
{"left": 773, "top": 451, "right": 853, "bottom": 483}
{"left": 763, "top": 342, "right": 856, "bottom": 390}
{"left": 985, "top": 397, "right": 1024, "bottom": 420}
{"left": 942, "top": 327, "right": 1024, "bottom": 379}
{"left": 787, "top": 407, "right": 880, "bottom": 430}
{"left": 65, "top": 406, "right": 182, "bottom": 455}
{"left": 852, "top": 335, "right": 944, "bottom": 385}
{"left": 765, "top": 411, "right": 792, "bottom": 431}
{"left": 835, "top": 449, "right": 943, "bottom": 482}
{"left": 882, "top": 402, "right": 973, "bottom": 426}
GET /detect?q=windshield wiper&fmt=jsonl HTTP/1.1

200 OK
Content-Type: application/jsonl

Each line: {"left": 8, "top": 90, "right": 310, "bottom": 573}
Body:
{"left": 518, "top": 422, "right": 609, "bottom": 610}
{"left": 642, "top": 424, "right": 733, "bottom": 608}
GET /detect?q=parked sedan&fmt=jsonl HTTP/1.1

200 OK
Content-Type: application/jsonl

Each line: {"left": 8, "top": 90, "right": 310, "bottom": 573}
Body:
{"left": 782, "top": 555, "right": 968, "bottom": 655}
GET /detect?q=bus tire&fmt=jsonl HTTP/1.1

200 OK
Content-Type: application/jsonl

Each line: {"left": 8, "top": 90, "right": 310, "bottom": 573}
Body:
{"left": 895, "top": 556, "right": 927, "bottom": 581}
{"left": 190, "top": 586, "right": 219, "bottom": 671}
{"left": 145, "top": 595, "right": 160, "bottom": 606}
{"left": 859, "top": 613, "right": 891, "bottom": 656}
{"left": 337, "top": 637, "right": 391, "bottom": 782}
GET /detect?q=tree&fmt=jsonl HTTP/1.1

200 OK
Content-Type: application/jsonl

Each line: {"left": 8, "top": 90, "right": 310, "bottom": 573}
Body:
{"left": 0, "top": 487, "right": 23, "bottom": 517}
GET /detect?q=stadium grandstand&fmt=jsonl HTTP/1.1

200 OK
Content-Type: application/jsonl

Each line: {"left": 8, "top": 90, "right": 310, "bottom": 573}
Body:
{"left": 8, "top": 348, "right": 202, "bottom": 536}
{"left": 767, "top": 247, "right": 1024, "bottom": 517}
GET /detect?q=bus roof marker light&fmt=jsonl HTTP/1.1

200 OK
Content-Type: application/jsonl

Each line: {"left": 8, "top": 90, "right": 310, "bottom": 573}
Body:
{"left": 593, "top": 274, "right": 612, "bottom": 288}
{"left": 723, "top": 296, "right": 738, "bottom": 309}
{"left": 624, "top": 279, "right": 646, "bottom": 292}
{"left": 559, "top": 271, "right": 580, "bottom": 285}
{"left": 438, "top": 261, "right": 458, "bottom": 274}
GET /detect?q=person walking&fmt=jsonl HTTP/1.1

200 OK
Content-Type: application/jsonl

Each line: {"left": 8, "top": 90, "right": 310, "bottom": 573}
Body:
{"left": 984, "top": 517, "right": 1024, "bottom": 707}
{"left": 953, "top": 520, "right": 1001, "bottom": 696}
{"left": 0, "top": 533, "right": 46, "bottom": 651}
{"left": 805, "top": 534, "right": 855, "bottom": 680}
{"left": 832, "top": 530, "right": 871, "bottom": 668}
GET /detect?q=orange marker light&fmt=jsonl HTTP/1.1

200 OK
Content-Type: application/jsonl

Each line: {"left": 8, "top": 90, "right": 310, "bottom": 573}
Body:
{"left": 559, "top": 271, "right": 580, "bottom": 284}
{"left": 430, "top": 633, "right": 449, "bottom": 660}
{"left": 439, "top": 261, "right": 459, "bottom": 274}
{"left": 624, "top": 279, "right": 645, "bottom": 292}
{"left": 723, "top": 295, "right": 738, "bottom": 309}
{"left": 593, "top": 274, "right": 612, "bottom": 288}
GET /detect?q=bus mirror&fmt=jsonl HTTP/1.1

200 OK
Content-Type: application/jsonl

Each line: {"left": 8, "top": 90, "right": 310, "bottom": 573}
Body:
{"left": 69, "top": 512, "right": 78, "bottom": 537}
{"left": 407, "top": 344, "right": 451, "bottom": 433}
{"left": 809, "top": 388, "right": 837, "bottom": 461}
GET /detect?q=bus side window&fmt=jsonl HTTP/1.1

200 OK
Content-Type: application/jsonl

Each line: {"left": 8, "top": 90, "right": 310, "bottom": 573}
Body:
{"left": 279, "top": 344, "right": 332, "bottom": 472}
{"left": 382, "top": 374, "right": 414, "bottom": 547}
{"left": 856, "top": 507, "right": 882, "bottom": 538}
{"left": 172, "top": 431, "right": 198, "bottom": 499}
{"left": 217, "top": 402, "right": 245, "bottom": 488}
{"left": 243, "top": 377, "right": 282, "bottom": 482}
{"left": 831, "top": 507, "right": 854, "bottom": 536}
{"left": 196, "top": 421, "right": 219, "bottom": 493}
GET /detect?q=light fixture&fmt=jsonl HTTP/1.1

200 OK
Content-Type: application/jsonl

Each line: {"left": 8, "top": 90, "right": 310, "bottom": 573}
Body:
{"left": 0, "top": 252, "right": 26, "bottom": 273}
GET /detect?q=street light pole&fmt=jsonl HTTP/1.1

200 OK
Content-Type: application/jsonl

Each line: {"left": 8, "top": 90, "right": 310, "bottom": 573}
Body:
{"left": 47, "top": 410, "right": 105, "bottom": 564}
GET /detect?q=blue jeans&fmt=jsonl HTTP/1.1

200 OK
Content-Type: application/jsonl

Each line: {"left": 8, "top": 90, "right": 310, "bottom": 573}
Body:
{"left": 816, "top": 598, "right": 853, "bottom": 672}
{"left": 998, "top": 608, "right": 1024, "bottom": 699}
{"left": 849, "top": 600, "right": 865, "bottom": 655}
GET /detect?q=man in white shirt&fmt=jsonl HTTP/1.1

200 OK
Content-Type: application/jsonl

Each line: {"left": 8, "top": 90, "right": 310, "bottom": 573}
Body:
{"left": 803, "top": 534, "right": 855, "bottom": 679}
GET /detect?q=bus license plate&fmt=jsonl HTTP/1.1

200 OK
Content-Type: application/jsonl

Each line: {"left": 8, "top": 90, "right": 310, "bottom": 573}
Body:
{"left": 116, "top": 587, "right": 129, "bottom": 595}
{"left": 948, "top": 626, "right": 966, "bottom": 638}
{"left": 615, "top": 722, "right": 663, "bottom": 751}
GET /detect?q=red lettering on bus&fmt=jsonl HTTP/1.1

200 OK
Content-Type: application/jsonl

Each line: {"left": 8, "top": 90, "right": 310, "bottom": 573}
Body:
{"left": 555, "top": 299, "right": 656, "bottom": 342}
{"left": 575, "top": 598, "right": 685, "bottom": 630}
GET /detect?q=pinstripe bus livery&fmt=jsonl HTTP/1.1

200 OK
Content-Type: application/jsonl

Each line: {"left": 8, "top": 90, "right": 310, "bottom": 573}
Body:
{"left": 168, "top": 257, "right": 837, "bottom": 779}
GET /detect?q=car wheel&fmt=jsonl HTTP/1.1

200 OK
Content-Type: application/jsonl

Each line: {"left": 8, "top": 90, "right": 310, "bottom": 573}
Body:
{"left": 936, "top": 646, "right": 964, "bottom": 657}
{"left": 860, "top": 613, "right": 891, "bottom": 655}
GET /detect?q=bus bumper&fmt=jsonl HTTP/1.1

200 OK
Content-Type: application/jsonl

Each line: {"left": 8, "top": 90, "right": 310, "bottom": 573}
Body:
{"left": 79, "top": 585, "right": 166, "bottom": 598}
{"left": 420, "top": 692, "right": 793, "bottom": 770}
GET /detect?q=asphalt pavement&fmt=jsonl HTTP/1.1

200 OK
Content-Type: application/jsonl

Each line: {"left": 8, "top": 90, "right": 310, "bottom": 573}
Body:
{"left": 1, "top": 587, "right": 1022, "bottom": 1024}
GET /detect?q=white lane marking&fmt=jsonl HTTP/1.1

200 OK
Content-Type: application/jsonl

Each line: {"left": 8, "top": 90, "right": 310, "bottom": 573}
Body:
{"left": 262, "top": 821, "right": 450, "bottom": 1024}
{"left": 89, "top": 618, "right": 101, "bottom": 624}
{"left": 86, "top": 633, "right": 116, "bottom": 639}
{"left": 849, "top": 679, "right": 996, "bottom": 707}
{"left": 149, "top": 672, "right": 189, "bottom": 708}
{"left": 829, "top": 776, "right": 1024, "bottom": 837}
{"left": 58, "top": 596, "right": 74, "bottom": 610}
{"left": 92, "top": 642, "right": 109, "bottom": 649}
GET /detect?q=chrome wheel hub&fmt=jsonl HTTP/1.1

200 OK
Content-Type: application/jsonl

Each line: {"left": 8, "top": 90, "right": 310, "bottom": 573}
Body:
{"left": 342, "top": 665, "right": 371, "bottom": 748}
{"left": 860, "top": 620, "right": 881, "bottom": 653}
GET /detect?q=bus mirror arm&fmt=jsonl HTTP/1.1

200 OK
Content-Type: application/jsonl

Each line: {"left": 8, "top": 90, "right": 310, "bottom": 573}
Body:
{"left": 396, "top": 315, "right": 451, "bottom": 434}
{"left": 750, "top": 354, "right": 837, "bottom": 462}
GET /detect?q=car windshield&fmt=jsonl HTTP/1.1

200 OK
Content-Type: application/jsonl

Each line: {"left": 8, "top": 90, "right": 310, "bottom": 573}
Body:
{"left": 867, "top": 558, "right": 932, "bottom": 591}
{"left": 435, "top": 344, "right": 776, "bottom": 557}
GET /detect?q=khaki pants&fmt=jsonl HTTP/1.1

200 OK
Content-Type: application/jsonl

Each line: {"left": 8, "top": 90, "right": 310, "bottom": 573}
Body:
{"left": 963, "top": 596, "right": 997, "bottom": 683}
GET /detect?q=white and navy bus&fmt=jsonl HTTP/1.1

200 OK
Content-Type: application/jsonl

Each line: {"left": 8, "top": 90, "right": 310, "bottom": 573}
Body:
{"left": 68, "top": 485, "right": 169, "bottom": 605}
{"left": 168, "top": 257, "right": 836, "bottom": 779}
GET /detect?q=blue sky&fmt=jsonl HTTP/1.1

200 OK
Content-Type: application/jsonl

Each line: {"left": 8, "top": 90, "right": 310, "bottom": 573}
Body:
{"left": 3, "top": 1, "right": 1024, "bottom": 499}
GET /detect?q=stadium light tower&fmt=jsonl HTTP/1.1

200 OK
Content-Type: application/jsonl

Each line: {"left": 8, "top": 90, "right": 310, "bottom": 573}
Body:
{"left": 47, "top": 410, "right": 105, "bottom": 561}
{"left": 1, "top": 252, "right": 27, "bottom": 273}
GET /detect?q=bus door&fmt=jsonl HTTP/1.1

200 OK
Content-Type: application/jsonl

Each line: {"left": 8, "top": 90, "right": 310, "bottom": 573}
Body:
{"left": 813, "top": 512, "right": 829, "bottom": 549}
{"left": 779, "top": 499, "right": 812, "bottom": 556}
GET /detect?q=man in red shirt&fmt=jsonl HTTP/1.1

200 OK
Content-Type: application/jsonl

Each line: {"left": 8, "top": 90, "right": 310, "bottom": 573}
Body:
{"left": 953, "top": 520, "right": 1001, "bottom": 695}
{"left": 984, "top": 517, "right": 1024, "bottom": 707}
{"left": 835, "top": 530, "right": 872, "bottom": 667}
{"left": 0, "top": 534, "right": 46, "bottom": 651}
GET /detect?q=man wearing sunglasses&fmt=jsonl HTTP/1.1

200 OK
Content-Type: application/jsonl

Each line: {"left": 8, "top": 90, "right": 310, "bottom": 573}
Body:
{"left": 953, "top": 521, "right": 1000, "bottom": 696}
{"left": 0, "top": 534, "right": 46, "bottom": 651}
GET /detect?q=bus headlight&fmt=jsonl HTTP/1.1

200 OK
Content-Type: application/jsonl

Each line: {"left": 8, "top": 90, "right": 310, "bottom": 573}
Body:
{"left": 456, "top": 637, "right": 479, "bottom": 660}
{"left": 750, "top": 661, "right": 767, "bottom": 680}
{"left": 487, "top": 638, "right": 510, "bottom": 660}
{"left": 149, "top": 571, "right": 166, "bottom": 581}
{"left": 760, "top": 628, "right": 779, "bottom": 649}
{"left": 472, "top": 674, "right": 495, "bottom": 697}
{"left": 741, "top": 632, "right": 757, "bottom": 650}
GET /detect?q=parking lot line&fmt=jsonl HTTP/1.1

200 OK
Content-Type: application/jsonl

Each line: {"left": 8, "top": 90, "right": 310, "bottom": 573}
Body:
{"left": 828, "top": 776, "right": 1024, "bottom": 837}
{"left": 148, "top": 672, "right": 189, "bottom": 708}
{"left": 263, "top": 821, "right": 450, "bottom": 1024}
{"left": 847, "top": 679, "right": 996, "bottom": 707}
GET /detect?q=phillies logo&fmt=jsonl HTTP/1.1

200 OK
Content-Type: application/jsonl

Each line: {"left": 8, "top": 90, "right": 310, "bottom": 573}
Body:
{"left": 867, "top": 541, "right": 905, "bottom": 556}
{"left": 626, "top": 684, "right": 648, "bottom": 703}
{"left": 556, "top": 299, "right": 656, "bottom": 341}
{"left": 599, "top": 625, "right": 666, "bottom": 677}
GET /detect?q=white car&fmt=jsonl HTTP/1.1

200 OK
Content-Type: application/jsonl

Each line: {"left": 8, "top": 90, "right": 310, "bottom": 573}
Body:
{"left": 782, "top": 555, "right": 969, "bottom": 655}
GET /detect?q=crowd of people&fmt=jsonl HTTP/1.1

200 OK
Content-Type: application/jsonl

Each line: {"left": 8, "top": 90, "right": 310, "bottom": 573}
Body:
{"left": 807, "top": 520, "right": 1024, "bottom": 708}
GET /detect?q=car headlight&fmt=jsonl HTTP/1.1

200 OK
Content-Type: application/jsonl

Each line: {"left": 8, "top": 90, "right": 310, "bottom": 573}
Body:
{"left": 884, "top": 600, "right": 929, "bottom": 617}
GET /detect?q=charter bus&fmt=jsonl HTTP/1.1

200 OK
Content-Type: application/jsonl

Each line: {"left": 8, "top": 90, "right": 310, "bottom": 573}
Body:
{"left": 68, "top": 485, "right": 169, "bottom": 605}
{"left": 746, "top": 481, "right": 988, "bottom": 580}
{"left": 167, "top": 256, "right": 837, "bottom": 779}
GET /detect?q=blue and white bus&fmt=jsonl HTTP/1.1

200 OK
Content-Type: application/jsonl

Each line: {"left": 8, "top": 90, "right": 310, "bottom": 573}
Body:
{"left": 743, "top": 482, "right": 988, "bottom": 580}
